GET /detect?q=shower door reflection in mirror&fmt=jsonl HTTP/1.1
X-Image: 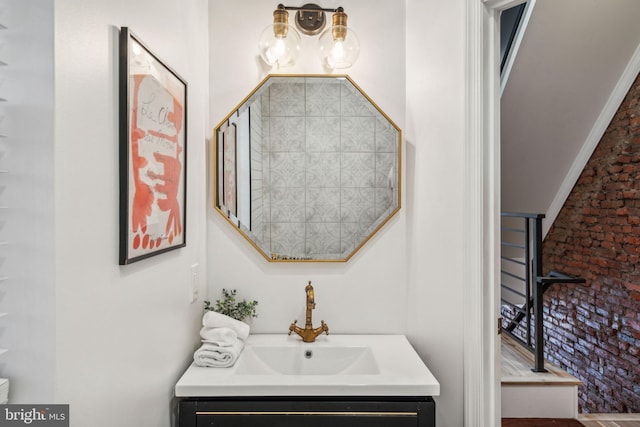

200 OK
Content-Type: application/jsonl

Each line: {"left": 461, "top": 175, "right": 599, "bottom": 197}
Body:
{"left": 214, "top": 75, "right": 401, "bottom": 262}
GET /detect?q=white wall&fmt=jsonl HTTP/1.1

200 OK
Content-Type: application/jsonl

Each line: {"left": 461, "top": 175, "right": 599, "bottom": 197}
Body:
{"left": 54, "top": 0, "right": 208, "bottom": 426}
{"left": 1, "top": 0, "right": 469, "bottom": 425}
{"left": 208, "top": 0, "right": 408, "bottom": 334}
{"left": 209, "top": 1, "right": 465, "bottom": 426}
{"left": 405, "top": 1, "right": 465, "bottom": 426}
{"left": 0, "top": 0, "right": 56, "bottom": 403}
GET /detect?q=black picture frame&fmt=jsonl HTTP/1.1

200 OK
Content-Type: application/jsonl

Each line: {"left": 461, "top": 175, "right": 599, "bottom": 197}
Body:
{"left": 119, "top": 27, "right": 187, "bottom": 265}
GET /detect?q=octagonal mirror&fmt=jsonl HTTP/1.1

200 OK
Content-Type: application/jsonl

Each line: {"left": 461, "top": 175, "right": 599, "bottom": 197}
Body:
{"left": 214, "top": 75, "right": 401, "bottom": 262}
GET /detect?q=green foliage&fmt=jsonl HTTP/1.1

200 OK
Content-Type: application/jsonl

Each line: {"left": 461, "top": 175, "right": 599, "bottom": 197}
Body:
{"left": 204, "top": 289, "right": 258, "bottom": 321}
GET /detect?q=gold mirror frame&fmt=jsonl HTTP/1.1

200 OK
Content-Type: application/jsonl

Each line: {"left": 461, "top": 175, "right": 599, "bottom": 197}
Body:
{"left": 213, "top": 74, "right": 401, "bottom": 262}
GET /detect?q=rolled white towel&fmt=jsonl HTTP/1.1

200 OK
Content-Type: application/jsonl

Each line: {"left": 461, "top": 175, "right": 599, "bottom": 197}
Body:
{"left": 200, "top": 327, "right": 238, "bottom": 346}
{"left": 193, "top": 339, "right": 245, "bottom": 368}
{"left": 202, "top": 311, "right": 250, "bottom": 339}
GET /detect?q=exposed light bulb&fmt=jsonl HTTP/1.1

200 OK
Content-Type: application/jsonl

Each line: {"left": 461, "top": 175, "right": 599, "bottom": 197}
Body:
{"left": 318, "top": 24, "right": 359, "bottom": 69}
{"left": 331, "top": 40, "right": 346, "bottom": 61}
{"left": 269, "top": 37, "right": 287, "bottom": 62}
{"left": 318, "top": 9, "right": 359, "bottom": 69}
{"left": 258, "top": 8, "right": 301, "bottom": 68}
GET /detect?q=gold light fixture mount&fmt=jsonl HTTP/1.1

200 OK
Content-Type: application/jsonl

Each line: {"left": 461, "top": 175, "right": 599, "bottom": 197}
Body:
{"left": 331, "top": 7, "right": 347, "bottom": 40}
{"left": 260, "top": 4, "right": 359, "bottom": 69}
{"left": 272, "top": 5, "right": 290, "bottom": 38}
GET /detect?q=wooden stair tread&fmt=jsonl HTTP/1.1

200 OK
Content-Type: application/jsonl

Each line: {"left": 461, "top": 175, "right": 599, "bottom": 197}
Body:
{"left": 501, "top": 334, "right": 583, "bottom": 386}
{"left": 578, "top": 413, "right": 640, "bottom": 424}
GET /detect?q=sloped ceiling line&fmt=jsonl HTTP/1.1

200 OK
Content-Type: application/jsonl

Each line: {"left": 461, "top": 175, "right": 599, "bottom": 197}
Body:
{"left": 543, "top": 42, "right": 640, "bottom": 236}
{"left": 500, "top": 0, "right": 536, "bottom": 95}
{"left": 501, "top": 0, "right": 640, "bottom": 237}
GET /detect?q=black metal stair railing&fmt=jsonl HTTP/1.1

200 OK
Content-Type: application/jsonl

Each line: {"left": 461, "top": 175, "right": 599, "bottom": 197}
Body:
{"left": 500, "top": 212, "right": 585, "bottom": 372}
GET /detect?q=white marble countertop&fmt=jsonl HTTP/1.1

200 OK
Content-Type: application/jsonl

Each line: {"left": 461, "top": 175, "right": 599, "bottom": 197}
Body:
{"left": 175, "top": 334, "right": 440, "bottom": 397}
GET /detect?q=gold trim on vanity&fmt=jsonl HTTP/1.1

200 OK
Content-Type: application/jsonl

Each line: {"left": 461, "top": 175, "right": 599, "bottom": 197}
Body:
{"left": 195, "top": 411, "right": 418, "bottom": 417}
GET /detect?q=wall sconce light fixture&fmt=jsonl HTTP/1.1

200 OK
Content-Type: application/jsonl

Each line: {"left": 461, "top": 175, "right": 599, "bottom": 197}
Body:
{"left": 258, "top": 3, "right": 360, "bottom": 69}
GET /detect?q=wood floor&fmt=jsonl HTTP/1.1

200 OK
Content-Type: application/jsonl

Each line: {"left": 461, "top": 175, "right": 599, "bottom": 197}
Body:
{"left": 501, "top": 334, "right": 582, "bottom": 386}
{"left": 578, "top": 414, "right": 640, "bottom": 427}
{"left": 580, "top": 422, "right": 640, "bottom": 427}
{"left": 502, "top": 416, "right": 640, "bottom": 427}
{"left": 501, "top": 335, "right": 640, "bottom": 426}
{"left": 502, "top": 418, "right": 583, "bottom": 426}
{"left": 501, "top": 334, "right": 582, "bottom": 418}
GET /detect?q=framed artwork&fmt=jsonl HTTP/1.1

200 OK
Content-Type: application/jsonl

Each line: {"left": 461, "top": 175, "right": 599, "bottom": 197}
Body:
{"left": 119, "top": 27, "right": 187, "bottom": 265}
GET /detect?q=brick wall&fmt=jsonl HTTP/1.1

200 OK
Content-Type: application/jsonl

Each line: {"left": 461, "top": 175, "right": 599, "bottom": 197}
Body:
{"left": 541, "top": 72, "right": 640, "bottom": 413}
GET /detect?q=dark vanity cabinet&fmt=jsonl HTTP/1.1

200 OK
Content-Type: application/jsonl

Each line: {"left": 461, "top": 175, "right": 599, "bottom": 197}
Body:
{"left": 179, "top": 397, "right": 435, "bottom": 427}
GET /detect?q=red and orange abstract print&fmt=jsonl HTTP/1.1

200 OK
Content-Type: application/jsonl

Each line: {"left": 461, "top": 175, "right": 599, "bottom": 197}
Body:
{"left": 128, "top": 73, "right": 184, "bottom": 257}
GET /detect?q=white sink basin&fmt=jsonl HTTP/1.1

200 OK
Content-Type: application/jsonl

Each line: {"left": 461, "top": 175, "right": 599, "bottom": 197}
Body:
{"left": 175, "top": 334, "right": 440, "bottom": 397}
{"left": 236, "top": 345, "right": 380, "bottom": 375}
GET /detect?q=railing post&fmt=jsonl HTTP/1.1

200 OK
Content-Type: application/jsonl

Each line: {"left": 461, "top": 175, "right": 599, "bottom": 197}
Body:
{"left": 532, "top": 280, "right": 547, "bottom": 372}
{"left": 531, "top": 216, "right": 546, "bottom": 372}
{"left": 502, "top": 212, "right": 585, "bottom": 372}
{"left": 524, "top": 218, "right": 531, "bottom": 346}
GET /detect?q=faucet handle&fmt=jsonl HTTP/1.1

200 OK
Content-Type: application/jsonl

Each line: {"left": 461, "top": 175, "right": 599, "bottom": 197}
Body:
{"left": 288, "top": 319, "right": 298, "bottom": 336}
{"left": 321, "top": 320, "right": 329, "bottom": 335}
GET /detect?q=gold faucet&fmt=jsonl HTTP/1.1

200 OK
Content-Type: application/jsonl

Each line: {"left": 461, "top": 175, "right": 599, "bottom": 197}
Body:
{"left": 288, "top": 281, "right": 329, "bottom": 342}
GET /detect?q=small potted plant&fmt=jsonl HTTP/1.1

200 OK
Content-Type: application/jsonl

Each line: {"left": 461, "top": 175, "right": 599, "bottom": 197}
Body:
{"left": 204, "top": 289, "right": 258, "bottom": 322}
